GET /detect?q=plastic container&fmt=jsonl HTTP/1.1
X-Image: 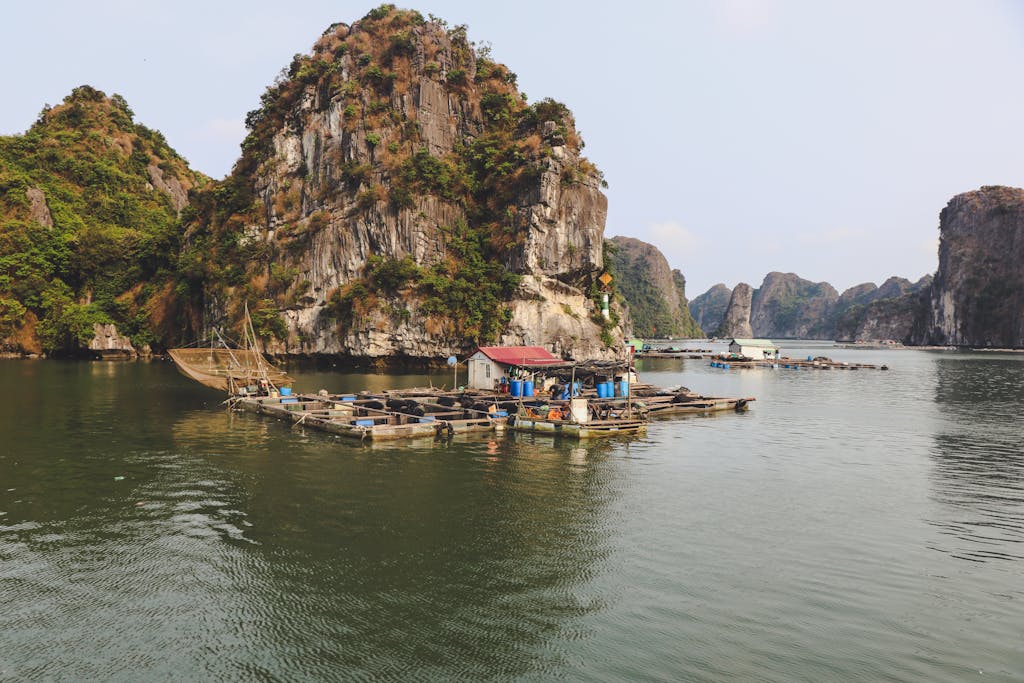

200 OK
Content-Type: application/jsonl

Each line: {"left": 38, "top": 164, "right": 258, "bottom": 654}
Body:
{"left": 523, "top": 380, "right": 534, "bottom": 397}
{"left": 510, "top": 379, "right": 523, "bottom": 397}
{"left": 341, "top": 395, "right": 356, "bottom": 401}
{"left": 281, "top": 397, "right": 298, "bottom": 404}
{"left": 355, "top": 419, "right": 374, "bottom": 427}
{"left": 280, "top": 387, "right": 292, "bottom": 397}
{"left": 619, "top": 380, "right": 630, "bottom": 397}
{"left": 596, "top": 382, "right": 606, "bottom": 398}
{"left": 572, "top": 381, "right": 580, "bottom": 397}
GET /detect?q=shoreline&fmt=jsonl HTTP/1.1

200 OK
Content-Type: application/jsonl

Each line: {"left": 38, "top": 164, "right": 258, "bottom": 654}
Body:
{"left": 0, "top": 351, "right": 475, "bottom": 371}
{"left": 5, "top": 343, "right": 1024, "bottom": 364}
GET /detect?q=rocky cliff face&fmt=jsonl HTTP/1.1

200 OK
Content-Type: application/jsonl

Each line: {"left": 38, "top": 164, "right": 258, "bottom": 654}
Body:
{"left": 919, "top": 186, "right": 1024, "bottom": 347}
{"left": 698, "top": 272, "right": 931, "bottom": 342}
{"left": 689, "top": 284, "right": 731, "bottom": 336}
{"left": 608, "top": 236, "right": 701, "bottom": 338}
{"left": 834, "top": 275, "right": 932, "bottom": 342}
{"left": 687, "top": 185, "right": 1024, "bottom": 347}
{"left": 750, "top": 272, "right": 838, "bottom": 338}
{"left": 87, "top": 323, "right": 138, "bottom": 359}
{"left": 834, "top": 282, "right": 878, "bottom": 315}
{"left": 836, "top": 293, "right": 927, "bottom": 342}
{"left": 181, "top": 7, "right": 619, "bottom": 361}
{"left": 715, "top": 283, "right": 753, "bottom": 338}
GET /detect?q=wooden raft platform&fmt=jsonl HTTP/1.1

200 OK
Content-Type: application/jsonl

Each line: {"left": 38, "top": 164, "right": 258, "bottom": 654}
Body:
{"left": 234, "top": 393, "right": 505, "bottom": 441}
{"left": 708, "top": 356, "right": 887, "bottom": 371}
{"left": 230, "top": 385, "right": 755, "bottom": 442}
{"left": 510, "top": 415, "right": 647, "bottom": 438}
{"left": 362, "top": 386, "right": 754, "bottom": 420}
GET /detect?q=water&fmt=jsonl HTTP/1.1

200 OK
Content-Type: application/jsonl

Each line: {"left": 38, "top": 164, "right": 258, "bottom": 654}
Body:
{"left": 1, "top": 346, "right": 1022, "bottom": 681}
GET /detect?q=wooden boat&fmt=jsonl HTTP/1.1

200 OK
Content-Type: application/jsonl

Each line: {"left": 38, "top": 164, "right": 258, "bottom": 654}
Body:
{"left": 168, "top": 303, "right": 292, "bottom": 394}
{"left": 168, "top": 347, "right": 292, "bottom": 393}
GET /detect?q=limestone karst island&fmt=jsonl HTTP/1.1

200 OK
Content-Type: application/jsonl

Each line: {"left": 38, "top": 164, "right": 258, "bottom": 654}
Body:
{"left": 1, "top": 6, "right": 1022, "bottom": 362}
{"left": 2, "top": 4, "right": 1024, "bottom": 681}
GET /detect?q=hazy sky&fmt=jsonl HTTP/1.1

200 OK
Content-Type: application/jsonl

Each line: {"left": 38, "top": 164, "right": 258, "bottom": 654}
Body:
{"left": 3, "top": 1, "right": 1023, "bottom": 297}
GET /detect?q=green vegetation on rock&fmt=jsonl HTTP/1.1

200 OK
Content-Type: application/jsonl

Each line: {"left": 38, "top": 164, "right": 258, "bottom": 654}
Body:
{"left": 326, "top": 220, "right": 520, "bottom": 342}
{"left": 2, "top": 6, "right": 614, "bottom": 358}
{"left": 607, "top": 236, "right": 701, "bottom": 338}
{"left": 184, "top": 5, "right": 606, "bottom": 348}
{"left": 0, "top": 86, "right": 205, "bottom": 354}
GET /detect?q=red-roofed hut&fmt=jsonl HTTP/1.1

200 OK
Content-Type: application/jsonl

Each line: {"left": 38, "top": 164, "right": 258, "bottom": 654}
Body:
{"left": 466, "top": 346, "right": 559, "bottom": 390}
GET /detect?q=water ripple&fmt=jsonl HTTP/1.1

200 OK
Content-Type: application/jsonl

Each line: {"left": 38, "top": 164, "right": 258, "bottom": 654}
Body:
{"left": 2, "top": 353, "right": 1024, "bottom": 681}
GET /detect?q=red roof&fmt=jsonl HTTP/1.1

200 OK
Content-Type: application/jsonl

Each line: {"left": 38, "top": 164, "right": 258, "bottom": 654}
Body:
{"left": 476, "top": 346, "right": 559, "bottom": 366}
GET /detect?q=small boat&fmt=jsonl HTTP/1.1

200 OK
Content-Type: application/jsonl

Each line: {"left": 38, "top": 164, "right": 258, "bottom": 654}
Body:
{"left": 168, "top": 303, "right": 292, "bottom": 395}
{"left": 168, "top": 346, "right": 292, "bottom": 394}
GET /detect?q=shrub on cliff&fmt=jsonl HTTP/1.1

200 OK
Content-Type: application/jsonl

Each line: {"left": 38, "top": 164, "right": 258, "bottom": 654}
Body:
{"left": 0, "top": 86, "right": 204, "bottom": 354}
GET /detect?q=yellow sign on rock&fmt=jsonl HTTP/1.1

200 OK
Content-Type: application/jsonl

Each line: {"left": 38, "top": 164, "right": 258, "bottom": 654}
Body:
{"left": 598, "top": 272, "right": 613, "bottom": 286}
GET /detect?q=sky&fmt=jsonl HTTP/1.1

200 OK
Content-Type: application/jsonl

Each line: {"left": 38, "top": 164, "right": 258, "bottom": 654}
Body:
{"left": 2, "top": 1, "right": 1023, "bottom": 297}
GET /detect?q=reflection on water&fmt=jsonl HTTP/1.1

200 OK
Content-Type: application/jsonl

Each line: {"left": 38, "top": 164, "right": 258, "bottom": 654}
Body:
{"left": 0, "top": 360, "right": 622, "bottom": 680}
{"left": 929, "top": 357, "right": 1024, "bottom": 562}
{"left": 3, "top": 354, "right": 1024, "bottom": 681}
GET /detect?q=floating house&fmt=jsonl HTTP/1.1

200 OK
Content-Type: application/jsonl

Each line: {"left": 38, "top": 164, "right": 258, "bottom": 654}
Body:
{"left": 728, "top": 338, "right": 779, "bottom": 359}
{"left": 466, "top": 346, "right": 559, "bottom": 390}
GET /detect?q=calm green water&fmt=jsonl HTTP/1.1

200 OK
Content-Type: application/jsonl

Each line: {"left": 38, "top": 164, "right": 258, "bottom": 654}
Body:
{"left": 1, "top": 346, "right": 1022, "bottom": 681}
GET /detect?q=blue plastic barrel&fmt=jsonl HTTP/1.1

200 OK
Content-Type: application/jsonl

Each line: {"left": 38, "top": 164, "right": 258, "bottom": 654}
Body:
{"left": 572, "top": 381, "right": 580, "bottom": 397}
{"left": 355, "top": 419, "right": 374, "bottom": 427}
{"left": 510, "top": 379, "right": 523, "bottom": 397}
{"left": 341, "top": 395, "right": 356, "bottom": 401}
{"left": 523, "top": 380, "right": 534, "bottom": 397}
{"left": 620, "top": 380, "right": 629, "bottom": 397}
{"left": 595, "top": 382, "right": 605, "bottom": 398}
{"left": 279, "top": 386, "right": 292, "bottom": 396}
